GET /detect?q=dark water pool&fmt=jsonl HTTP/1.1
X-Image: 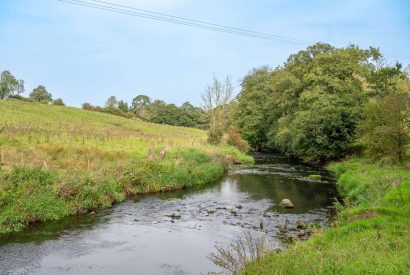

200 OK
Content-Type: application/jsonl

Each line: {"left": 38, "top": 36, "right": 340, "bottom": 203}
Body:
{"left": 0, "top": 154, "right": 337, "bottom": 274}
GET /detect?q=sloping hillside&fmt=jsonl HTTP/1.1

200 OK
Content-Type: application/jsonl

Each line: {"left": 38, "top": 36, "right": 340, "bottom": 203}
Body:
{"left": 0, "top": 100, "right": 251, "bottom": 233}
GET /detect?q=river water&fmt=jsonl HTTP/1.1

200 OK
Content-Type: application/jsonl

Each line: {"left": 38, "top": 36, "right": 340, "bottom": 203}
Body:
{"left": 0, "top": 154, "right": 337, "bottom": 274}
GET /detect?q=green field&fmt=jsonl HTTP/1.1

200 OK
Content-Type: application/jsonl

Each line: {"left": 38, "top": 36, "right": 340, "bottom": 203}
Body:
{"left": 0, "top": 100, "right": 252, "bottom": 234}
{"left": 244, "top": 158, "right": 410, "bottom": 274}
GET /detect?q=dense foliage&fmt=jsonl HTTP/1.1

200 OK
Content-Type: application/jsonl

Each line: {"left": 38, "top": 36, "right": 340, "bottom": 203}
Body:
{"left": 233, "top": 43, "right": 410, "bottom": 162}
{"left": 0, "top": 70, "right": 24, "bottom": 99}
{"left": 29, "top": 85, "right": 53, "bottom": 104}
{"left": 82, "top": 95, "right": 208, "bottom": 129}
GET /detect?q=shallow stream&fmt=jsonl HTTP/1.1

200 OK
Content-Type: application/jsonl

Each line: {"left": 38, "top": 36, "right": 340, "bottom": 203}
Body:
{"left": 0, "top": 154, "right": 337, "bottom": 274}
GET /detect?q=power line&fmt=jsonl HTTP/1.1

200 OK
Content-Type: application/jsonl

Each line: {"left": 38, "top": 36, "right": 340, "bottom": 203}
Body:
{"left": 88, "top": 0, "right": 308, "bottom": 44}
{"left": 57, "top": 0, "right": 309, "bottom": 45}
{"left": 58, "top": 0, "right": 304, "bottom": 43}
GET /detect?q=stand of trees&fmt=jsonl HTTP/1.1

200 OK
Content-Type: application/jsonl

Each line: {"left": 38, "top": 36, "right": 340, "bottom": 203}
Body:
{"left": 0, "top": 70, "right": 65, "bottom": 106}
{"left": 232, "top": 43, "right": 410, "bottom": 163}
{"left": 82, "top": 95, "right": 208, "bottom": 129}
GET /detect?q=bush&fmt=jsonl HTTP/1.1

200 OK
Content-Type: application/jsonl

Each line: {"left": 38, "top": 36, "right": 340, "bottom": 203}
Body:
{"left": 52, "top": 98, "right": 65, "bottom": 106}
{"left": 359, "top": 94, "right": 410, "bottom": 163}
{"left": 226, "top": 128, "right": 250, "bottom": 152}
{"left": 207, "top": 129, "right": 223, "bottom": 145}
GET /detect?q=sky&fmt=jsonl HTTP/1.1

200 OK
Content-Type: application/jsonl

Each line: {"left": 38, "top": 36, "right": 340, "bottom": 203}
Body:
{"left": 0, "top": 0, "right": 409, "bottom": 107}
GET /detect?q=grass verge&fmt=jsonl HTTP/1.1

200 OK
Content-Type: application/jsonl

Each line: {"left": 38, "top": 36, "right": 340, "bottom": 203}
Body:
{"left": 244, "top": 158, "right": 410, "bottom": 274}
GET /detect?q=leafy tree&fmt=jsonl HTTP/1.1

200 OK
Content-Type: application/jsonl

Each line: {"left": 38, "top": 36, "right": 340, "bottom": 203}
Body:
{"left": 105, "top": 96, "right": 118, "bottom": 108}
{"left": 29, "top": 85, "right": 52, "bottom": 103}
{"left": 359, "top": 94, "right": 409, "bottom": 162}
{"left": 202, "top": 75, "right": 234, "bottom": 144}
{"left": 118, "top": 100, "right": 129, "bottom": 113}
{"left": 0, "top": 70, "right": 24, "bottom": 99}
{"left": 234, "top": 43, "right": 382, "bottom": 161}
{"left": 233, "top": 67, "right": 274, "bottom": 150}
{"left": 367, "top": 63, "right": 407, "bottom": 97}
{"left": 52, "top": 98, "right": 65, "bottom": 106}
{"left": 131, "top": 94, "right": 151, "bottom": 114}
{"left": 82, "top": 102, "right": 94, "bottom": 110}
{"left": 176, "top": 101, "right": 207, "bottom": 128}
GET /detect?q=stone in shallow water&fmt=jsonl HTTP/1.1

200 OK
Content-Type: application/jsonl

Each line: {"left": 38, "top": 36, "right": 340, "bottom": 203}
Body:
{"left": 165, "top": 213, "right": 182, "bottom": 219}
{"left": 279, "top": 199, "right": 294, "bottom": 208}
{"left": 263, "top": 210, "right": 278, "bottom": 218}
{"left": 296, "top": 219, "right": 307, "bottom": 229}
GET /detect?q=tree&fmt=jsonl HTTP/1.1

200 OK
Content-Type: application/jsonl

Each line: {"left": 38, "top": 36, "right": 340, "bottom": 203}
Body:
{"left": 52, "top": 98, "right": 65, "bottom": 106}
{"left": 233, "top": 67, "right": 274, "bottom": 150}
{"left": 29, "top": 85, "right": 52, "bottom": 103}
{"left": 105, "top": 96, "right": 118, "bottom": 108}
{"left": 202, "top": 75, "right": 234, "bottom": 144}
{"left": 131, "top": 94, "right": 151, "bottom": 115}
{"left": 82, "top": 102, "right": 94, "bottom": 110}
{"left": 0, "top": 70, "right": 24, "bottom": 99}
{"left": 359, "top": 94, "right": 409, "bottom": 162}
{"left": 118, "top": 100, "right": 129, "bottom": 113}
{"left": 233, "top": 43, "right": 383, "bottom": 161}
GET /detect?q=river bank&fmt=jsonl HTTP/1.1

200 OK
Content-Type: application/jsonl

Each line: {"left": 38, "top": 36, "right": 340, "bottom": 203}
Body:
{"left": 0, "top": 146, "right": 252, "bottom": 234}
{"left": 244, "top": 157, "right": 410, "bottom": 274}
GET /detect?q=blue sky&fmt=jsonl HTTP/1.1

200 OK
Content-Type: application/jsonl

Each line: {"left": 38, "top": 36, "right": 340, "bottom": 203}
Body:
{"left": 0, "top": 0, "right": 409, "bottom": 107}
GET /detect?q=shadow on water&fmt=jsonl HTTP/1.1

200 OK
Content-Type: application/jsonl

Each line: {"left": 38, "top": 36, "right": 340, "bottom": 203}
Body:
{"left": 0, "top": 153, "right": 338, "bottom": 275}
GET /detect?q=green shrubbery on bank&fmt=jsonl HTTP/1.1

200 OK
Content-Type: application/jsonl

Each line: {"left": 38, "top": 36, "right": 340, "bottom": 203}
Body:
{"left": 244, "top": 157, "right": 410, "bottom": 274}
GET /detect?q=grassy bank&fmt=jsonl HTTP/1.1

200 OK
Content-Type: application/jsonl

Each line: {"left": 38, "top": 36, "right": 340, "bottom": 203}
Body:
{"left": 244, "top": 157, "right": 410, "bottom": 274}
{"left": 0, "top": 101, "right": 252, "bottom": 234}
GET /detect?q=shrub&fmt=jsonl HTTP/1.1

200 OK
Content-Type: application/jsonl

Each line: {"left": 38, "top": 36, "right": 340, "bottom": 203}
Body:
{"left": 207, "top": 129, "right": 223, "bottom": 145}
{"left": 359, "top": 94, "right": 410, "bottom": 163}
{"left": 52, "top": 98, "right": 65, "bottom": 106}
{"left": 226, "top": 128, "right": 250, "bottom": 152}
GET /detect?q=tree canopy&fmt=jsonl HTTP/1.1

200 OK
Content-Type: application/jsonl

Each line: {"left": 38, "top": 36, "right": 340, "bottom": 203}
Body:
{"left": 0, "top": 70, "right": 24, "bottom": 99}
{"left": 29, "top": 85, "right": 53, "bottom": 104}
{"left": 233, "top": 43, "right": 410, "bottom": 162}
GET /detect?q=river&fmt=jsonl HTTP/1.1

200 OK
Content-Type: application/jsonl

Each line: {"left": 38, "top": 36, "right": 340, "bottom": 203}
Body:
{"left": 0, "top": 154, "right": 337, "bottom": 274}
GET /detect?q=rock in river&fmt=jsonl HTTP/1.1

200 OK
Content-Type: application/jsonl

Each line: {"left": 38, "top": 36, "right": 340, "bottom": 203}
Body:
{"left": 263, "top": 210, "right": 278, "bottom": 218}
{"left": 279, "top": 199, "right": 294, "bottom": 208}
{"left": 165, "top": 213, "right": 182, "bottom": 219}
{"left": 296, "top": 219, "right": 307, "bottom": 229}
